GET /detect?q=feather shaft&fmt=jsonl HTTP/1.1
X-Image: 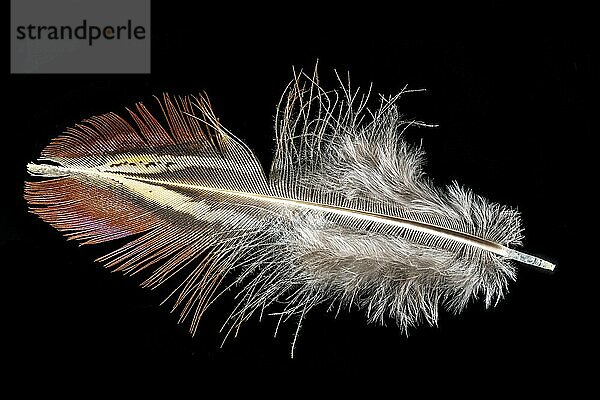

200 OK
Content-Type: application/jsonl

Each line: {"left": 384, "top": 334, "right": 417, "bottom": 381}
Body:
{"left": 28, "top": 162, "right": 555, "bottom": 271}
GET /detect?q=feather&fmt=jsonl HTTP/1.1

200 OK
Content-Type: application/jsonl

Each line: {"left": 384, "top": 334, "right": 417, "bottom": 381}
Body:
{"left": 24, "top": 67, "right": 554, "bottom": 355}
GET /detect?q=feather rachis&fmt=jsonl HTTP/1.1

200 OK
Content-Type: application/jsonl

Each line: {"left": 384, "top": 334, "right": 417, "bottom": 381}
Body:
{"left": 25, "top": 69, "right": 553, "bottom": 354}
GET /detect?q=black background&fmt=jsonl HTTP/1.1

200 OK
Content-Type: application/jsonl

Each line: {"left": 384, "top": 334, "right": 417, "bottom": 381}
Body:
{"left": 5, "top": 1, "right": 592, "bottom": 389}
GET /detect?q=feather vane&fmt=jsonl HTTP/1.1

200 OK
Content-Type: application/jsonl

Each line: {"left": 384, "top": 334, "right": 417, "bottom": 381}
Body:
{"left": 25, "top": 69, "right": 554, "bottom": 353}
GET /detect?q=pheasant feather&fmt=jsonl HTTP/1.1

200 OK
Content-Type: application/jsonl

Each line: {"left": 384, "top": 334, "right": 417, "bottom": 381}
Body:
{"left": 25, "top": 68, "right": 554, "bottom": 354}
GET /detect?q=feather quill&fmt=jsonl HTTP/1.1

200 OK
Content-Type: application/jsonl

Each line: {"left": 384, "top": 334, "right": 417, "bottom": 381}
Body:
{"left": 24, "top": 68, "right": 554, "bottom": 354}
